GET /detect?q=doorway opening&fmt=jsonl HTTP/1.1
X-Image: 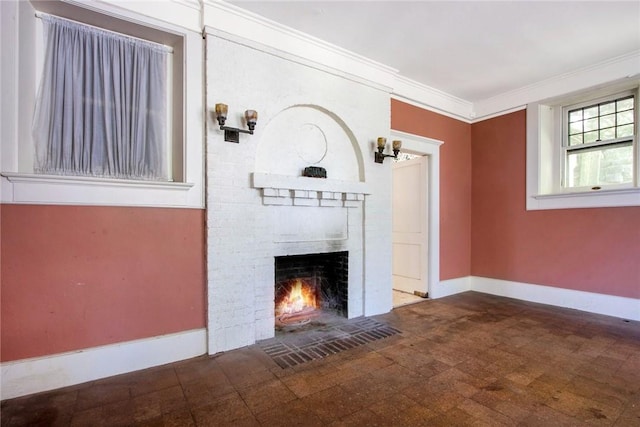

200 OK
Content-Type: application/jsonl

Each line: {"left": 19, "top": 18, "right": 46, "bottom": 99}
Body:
{"left": 389, "top": 129, "right": 443, "bottom": 309}
{"left": 392, "top": 153, "right": 428, "bottom": 308}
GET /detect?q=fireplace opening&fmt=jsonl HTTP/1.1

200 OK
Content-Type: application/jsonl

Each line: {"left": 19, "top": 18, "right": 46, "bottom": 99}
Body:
{"left": 275, "top": 251, "right": 348, "bottom": 328}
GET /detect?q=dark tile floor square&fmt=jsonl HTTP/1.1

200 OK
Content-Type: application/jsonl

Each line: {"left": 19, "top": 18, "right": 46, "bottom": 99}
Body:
{"left": 2, "top": 291, "right": 639, "bottom": 426}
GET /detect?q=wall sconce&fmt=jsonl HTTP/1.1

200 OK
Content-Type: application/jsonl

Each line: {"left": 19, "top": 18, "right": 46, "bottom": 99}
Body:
{"left": 375, "top": 137, "right": 402, "bottom": 163}
{"left": 214, "top": 103, "right": 258, "bottom": 143}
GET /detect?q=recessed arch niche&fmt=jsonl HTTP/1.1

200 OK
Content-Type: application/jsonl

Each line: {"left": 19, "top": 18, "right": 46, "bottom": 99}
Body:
{"left": 255, "top": 105, "right": 364, "bottom": 182}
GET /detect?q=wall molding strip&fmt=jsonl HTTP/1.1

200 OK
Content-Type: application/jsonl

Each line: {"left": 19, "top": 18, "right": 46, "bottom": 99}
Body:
{"left": 4, "top": 275, "right": 638, "bottom": 400}
{"left": 437, "top": 276, "right": 639, "bottom": 322}
{"left": 0, "top": 328, "right": 207, "bottom": 400}
{"left": 470, "top": 276, "right": 640, "bottom": 322}
{"left": 471, "top": 51, "right": 640, "bottom": 121}
{"left": 432, "top": 277, "right": 472, "bottom": 299}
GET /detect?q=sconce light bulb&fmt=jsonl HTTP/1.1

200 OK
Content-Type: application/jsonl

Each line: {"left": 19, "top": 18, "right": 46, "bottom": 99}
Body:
{"left": 245, "top": 110, "right": 258, "bottom": 131}
{"left": 377, "top": 137, "right": 387, "bottom": 149}
{"left": 215, "top": 103, "right": 228, "bottom": 126}
{"left": 215, "top": 103, "right": 228, "bottom": 118}
{"left": 392, "top": 140, "right": 402, "bottom": 150}
{"left": 245, "top": 110, "right": 258, "bottom": 122}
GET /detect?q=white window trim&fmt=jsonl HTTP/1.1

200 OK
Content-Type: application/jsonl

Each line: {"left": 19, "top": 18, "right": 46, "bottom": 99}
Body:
{"left": 526, "top": 81, "right": 640, "bottom": 210}
{"left": 0, "top": 0, "right": 204, "bottom": 209}
{"left": 0, "top": 173, "right": 194, "bottom": 208}
{"left": 561, "top": 90, "right": 636, "bottom": 191}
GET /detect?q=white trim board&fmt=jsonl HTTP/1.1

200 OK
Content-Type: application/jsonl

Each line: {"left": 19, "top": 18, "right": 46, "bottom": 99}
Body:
{"left": 435, "top": 276, "right": 639, "bottom": 322}
{"left": 392, "top": 79, "right": 473, "bottom": 122}
{"left": 3, "top": 278, "right": 636, "bottom": 400}
{"left": 202, "top": 1, "right": 398, "bottom": 91}
{"left": 1, "top": 173, "right": 199, "bottom": 208}
{"left": 471, "top": 276, "right": 640, "bottom": 322}
{"left": 391, "top": 129, "right": 444, "bottom": 304}
{"left": 0, "top": 328, "right": 207, "bottom": 400}
{"left": 472, "top": 51, "right": 640, "bottom": 122}
{"left": 431, "top": 276, "right": 471, "bottom": 299}
{"left": 200, "top": 2, "right": 640, "bottom": 123}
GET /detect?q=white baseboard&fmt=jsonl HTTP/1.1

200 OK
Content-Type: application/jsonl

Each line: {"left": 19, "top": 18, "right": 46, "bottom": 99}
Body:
{"left": 470, "top": 276, "right": 640, "bottom": 322}
{"left": 434, "top": 276, "right": 639, "bottom": 321}
{"left": 3, "top": 278, "right": 637, "bottom": 400}
{"left": 431, "top": 276, "right": 471, "bottom": 298}
{"left": 1, "top": 328, "right": 207, "bottom": 400}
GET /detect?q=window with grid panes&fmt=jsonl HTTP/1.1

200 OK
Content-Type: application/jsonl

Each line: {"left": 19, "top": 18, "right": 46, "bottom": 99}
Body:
{"left": 564, "top": 93, "right": 636, "bottom": 189}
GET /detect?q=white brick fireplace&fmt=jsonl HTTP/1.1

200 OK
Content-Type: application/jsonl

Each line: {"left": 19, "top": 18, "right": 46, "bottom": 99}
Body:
{"left": 205, "top": 28, "right": 394, "bottom": 354}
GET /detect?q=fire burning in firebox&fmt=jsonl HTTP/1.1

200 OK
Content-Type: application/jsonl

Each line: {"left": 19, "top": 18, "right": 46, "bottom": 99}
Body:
{"left": 275, "top": 279, "right": 319, "bottom": 325}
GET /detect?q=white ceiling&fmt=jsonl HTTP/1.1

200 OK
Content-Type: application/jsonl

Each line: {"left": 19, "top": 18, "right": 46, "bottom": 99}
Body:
{"left": 229, "top": 1, "right": 640, "bottom": 104}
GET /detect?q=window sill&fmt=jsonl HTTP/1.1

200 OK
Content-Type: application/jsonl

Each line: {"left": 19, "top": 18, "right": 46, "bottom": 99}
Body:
{"left": 1, "top": 172, "right": 197, "bottom": 208}
{"left": 528, "top": 186, "right": 640, "bottom": 210}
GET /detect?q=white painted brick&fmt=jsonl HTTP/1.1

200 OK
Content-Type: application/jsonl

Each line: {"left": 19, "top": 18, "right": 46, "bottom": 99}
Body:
{"left": 263, "top": 188, "right": 278, "bottom": 197}
{"left": 320, "top": 191, "right": 337, "bottom": 200}
{"left": 263, "top": 197, "right": 291, "bottom": 206}
{"left": 320, "top": 199, "right": 342, "bottom": 207}
{"left": 254, "top": 317, "right": 275, "bottom": 341}
{"left": 293, "top": 198, "right": 318, "bottom": 207}
{"left": 254, "top": 308, "right": 273, "bottom": 321}
{"left": 206, "top": 33, "right": 392, "bottom": 356}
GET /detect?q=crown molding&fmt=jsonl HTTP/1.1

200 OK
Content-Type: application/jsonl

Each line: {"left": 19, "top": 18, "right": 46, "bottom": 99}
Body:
{"left": 469, "top": 105, "right": 527, "bottom": 124}
{"left": 125, "top": 0, "right": 640, "bottom": 124}
{"left": 202, "top": 1, "right": 471, "bottom": 121}
{"left": 203, "top": 0, "right": 474, "bottom": 121}
{"left": 204, "top": 26, "right": 394, "bottom": 94}
{"left": 472, "top": 51, "right": 640, "bottom": 122}
{"left": 395, "top": 51, "right": 640, "bottom": 123}
{"left": 171, "top": 0, "right": 201, "bottom": 11}
{"left": 202, "top": 0, "right": 398, "bottom": 90}
{"left": 392, "top": 76, "right": 474, "bottom": 122}
{"left": 83, "top": 0, "right": 202, "bottom": 31}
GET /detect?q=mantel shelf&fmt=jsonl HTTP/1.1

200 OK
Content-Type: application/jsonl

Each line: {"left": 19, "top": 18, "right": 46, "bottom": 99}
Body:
{"left": 251, "top": 172, "right": 370, "bottom": 195}
{"left": 251, "top": 172, "right": 369, "bottom": 208}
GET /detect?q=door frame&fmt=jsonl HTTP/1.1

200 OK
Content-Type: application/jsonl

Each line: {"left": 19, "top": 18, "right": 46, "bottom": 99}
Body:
{"left": 392, "top": 155, "right": 428, "bottom": 296}
{"left": 390, "top": 129, "right": 443, "bottom": 298}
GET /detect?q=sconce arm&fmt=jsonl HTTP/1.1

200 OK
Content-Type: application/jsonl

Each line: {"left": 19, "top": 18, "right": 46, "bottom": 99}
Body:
{"left": 374, "top": 147, "right": 400, "bottom": 164}
{"left": 220, "top": 125, "right": 254, "bottom": 135}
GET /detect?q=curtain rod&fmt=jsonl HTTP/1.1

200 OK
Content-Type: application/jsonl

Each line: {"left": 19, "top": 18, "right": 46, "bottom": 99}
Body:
{"left": 34, "top": 11, "right": 173, "bottom": 53}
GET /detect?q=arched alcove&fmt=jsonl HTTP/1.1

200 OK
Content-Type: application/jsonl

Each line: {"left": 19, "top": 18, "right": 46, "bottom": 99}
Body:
{"left": 255, "top": 105, "right": 365, "bottom": 182}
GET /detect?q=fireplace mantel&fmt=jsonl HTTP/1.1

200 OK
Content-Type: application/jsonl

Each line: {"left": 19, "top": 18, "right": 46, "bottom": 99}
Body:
{"left": 206, "top": 30, "right": 391, "bottom": 354}
{"left": 252, "top": 172, "right": 370, "bottom": 207}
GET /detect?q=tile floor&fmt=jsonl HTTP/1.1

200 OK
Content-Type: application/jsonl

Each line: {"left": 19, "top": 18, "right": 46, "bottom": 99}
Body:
{"left": 2, "top": 291, "right": 639, "bottom": 426}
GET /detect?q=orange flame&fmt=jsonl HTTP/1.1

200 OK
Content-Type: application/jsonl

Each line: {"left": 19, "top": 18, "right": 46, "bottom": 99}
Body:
{"left": 276, "top": 279, "right": 317, "bottom": 315}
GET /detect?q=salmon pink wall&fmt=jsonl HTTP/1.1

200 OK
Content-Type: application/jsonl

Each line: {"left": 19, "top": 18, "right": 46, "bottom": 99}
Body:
{"left": 471, "top": 110, "right": 640, "bottom": 299}
{"left": 391, "top": 99, "right": 472, "bottom": 280}
{"left": 1, "top": 204, "right": 206, "bottom": 362}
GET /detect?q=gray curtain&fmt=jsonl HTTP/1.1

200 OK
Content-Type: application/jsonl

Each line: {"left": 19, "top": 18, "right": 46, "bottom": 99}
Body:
{"left": 33, "top": 14, "right": 168, "bottom": 180}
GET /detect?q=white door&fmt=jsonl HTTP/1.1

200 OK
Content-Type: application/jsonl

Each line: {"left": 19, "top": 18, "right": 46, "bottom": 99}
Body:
{"left": 392, "top": 155, "right": 428, "bottom": 296}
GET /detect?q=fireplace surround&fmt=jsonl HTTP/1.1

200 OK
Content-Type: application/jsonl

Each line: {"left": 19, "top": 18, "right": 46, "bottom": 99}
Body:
{"left": 205, "top": 28, "right": 393, "bottom": 355}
